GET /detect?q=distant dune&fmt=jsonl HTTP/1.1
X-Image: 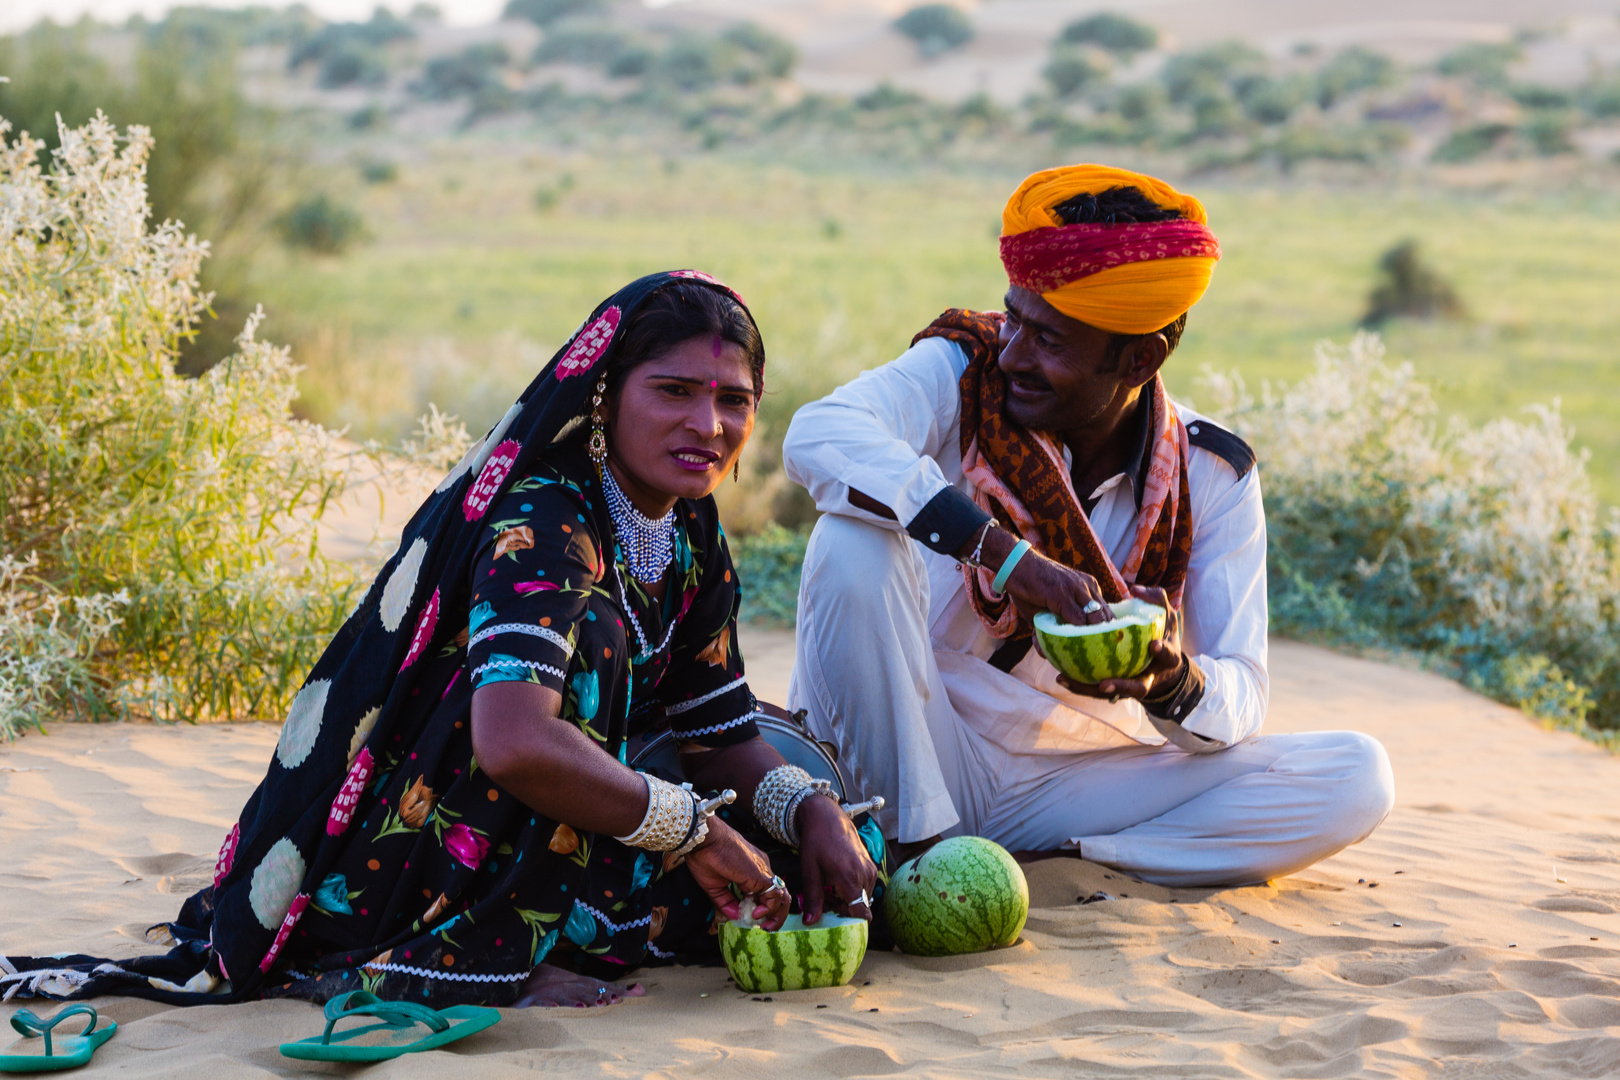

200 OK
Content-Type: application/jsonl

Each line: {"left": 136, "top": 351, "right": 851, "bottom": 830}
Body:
{"left": 654, "top": 0, "right": 1620, "bottom": 102}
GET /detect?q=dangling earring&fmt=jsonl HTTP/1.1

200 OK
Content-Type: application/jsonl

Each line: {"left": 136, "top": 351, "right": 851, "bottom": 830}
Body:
{"left": 733, "top": 459, "right": 740, "bottom": 483}
{"left": 587, "top": 376, "right": 608, "bottom": 470}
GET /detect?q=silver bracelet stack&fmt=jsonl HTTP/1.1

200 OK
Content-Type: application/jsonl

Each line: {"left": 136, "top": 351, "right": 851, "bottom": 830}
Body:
{"left": 616, "top": 774, "right": 711, "bottom": 858}
{"left": 751, "top": 764, "right": 835, "bottom": 848}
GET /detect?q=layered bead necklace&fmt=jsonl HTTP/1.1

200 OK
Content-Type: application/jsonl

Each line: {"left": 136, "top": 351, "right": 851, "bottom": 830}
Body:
{"left": 600, "top": 463, "right": 676, "bottom": 584}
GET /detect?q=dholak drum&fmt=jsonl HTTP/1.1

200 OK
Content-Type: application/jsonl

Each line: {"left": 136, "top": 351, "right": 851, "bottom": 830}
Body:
{"left": 627, "top": 713, "right": 846, "bottom": 801}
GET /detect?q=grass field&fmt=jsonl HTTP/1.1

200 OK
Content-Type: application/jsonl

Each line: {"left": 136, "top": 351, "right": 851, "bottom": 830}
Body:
{"left": 243, "top": 147, "right": 1620, "bottom": 506}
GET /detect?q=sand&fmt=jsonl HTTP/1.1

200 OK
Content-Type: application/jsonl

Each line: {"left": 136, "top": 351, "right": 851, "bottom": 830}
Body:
{"left": 3, "top": 637, "right": 1618, "bottom": 1078}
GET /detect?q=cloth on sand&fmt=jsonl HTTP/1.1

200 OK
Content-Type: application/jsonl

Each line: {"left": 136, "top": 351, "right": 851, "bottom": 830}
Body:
{"left": 913, "top": 310, "right": 1193, "bottom": 640}
{"left": 1, "top": 271, "right": 777, "bottom": 1007}
{"left": 999, "top": 164, "right": 1221, "bottom": 335}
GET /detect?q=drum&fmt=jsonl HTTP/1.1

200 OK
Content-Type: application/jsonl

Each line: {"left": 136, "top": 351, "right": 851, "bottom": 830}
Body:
{"left": 627, "top": 713, "right": 846, "bottom": 800}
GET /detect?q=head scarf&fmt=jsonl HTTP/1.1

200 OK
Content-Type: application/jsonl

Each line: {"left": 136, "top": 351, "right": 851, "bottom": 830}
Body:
{"left": 999, "top": 164, "right": 1220, "bottom": 335}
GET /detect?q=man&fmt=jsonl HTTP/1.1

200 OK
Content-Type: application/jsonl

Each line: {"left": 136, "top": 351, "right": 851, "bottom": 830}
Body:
{"left": 781, "top": 165, "right": 1394, "bottom": 888}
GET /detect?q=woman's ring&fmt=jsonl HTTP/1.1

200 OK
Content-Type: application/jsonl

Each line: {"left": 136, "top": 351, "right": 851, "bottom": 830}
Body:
{"left": 765, "top": 875, "right": 788, "bottom": 895}
{"left": 1082, "top": 599, "right": 1103, "bottom": 614}
{"left": 597, "top": 986, "right": 608, "bottom": 996}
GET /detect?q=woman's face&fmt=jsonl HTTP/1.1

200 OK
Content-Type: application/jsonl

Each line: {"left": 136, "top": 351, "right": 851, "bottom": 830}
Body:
{"left": 606, "top": 334, "right": 757, "bottom": 510}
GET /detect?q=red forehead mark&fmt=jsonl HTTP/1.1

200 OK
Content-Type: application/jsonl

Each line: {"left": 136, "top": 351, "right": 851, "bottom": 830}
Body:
{"left": 710, "top": 380, "right": 718, "bottom": 388}
{"left": 711, "top": 335, "right": 724, "bottom": 358}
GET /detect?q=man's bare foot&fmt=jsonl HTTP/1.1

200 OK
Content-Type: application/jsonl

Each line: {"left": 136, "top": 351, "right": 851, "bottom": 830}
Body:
{"left": 514, "top": 963, "right": 646, "bottom": 1008}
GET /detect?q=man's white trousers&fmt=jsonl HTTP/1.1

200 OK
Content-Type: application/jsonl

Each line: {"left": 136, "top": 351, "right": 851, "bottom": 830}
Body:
{"left": 787, "top": 513, "right": 1395, "bottom": 888}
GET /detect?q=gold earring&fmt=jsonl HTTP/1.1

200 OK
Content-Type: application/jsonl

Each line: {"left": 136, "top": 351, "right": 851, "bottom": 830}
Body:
{"left": 733, "top": 459, "right": 740, "bottom": 483}
{"left": 587, "top": 376, "right": 608, "bottom": 469}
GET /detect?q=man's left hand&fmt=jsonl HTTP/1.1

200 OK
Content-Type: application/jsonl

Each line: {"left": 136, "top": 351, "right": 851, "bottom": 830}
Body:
{"left": 1054, "top": 585, "right": 1183, "bottom": 701}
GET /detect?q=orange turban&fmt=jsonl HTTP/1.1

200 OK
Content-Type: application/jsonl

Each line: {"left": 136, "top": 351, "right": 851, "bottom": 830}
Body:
{"left": 999, "top": 165, "right": 1220, "bottom": 335}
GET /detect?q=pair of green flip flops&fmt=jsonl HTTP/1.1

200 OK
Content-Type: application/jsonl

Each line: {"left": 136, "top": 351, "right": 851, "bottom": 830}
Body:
{"left": 0, "top": 1006, "right": 117, "bottom": 1073}
{"left": 279, "top": 990, "right": 501, "bottom": 1062}
{"left": 1, "top": 990, "right": 498, "bottom": 1071}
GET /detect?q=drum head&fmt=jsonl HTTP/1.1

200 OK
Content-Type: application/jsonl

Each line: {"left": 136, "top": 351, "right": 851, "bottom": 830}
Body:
{"left": 628, "top": 715, "right": 845, "bottom": 801}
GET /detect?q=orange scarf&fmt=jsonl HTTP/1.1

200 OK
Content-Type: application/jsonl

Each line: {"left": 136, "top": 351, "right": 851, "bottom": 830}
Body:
{"left": 914, "top": 309, "right": 1194, "bottom": 639}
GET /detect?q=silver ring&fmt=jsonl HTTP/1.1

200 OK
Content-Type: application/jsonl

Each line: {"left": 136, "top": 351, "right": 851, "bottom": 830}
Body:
{"left": 853, "top": 889, "right": 871, "bottom": 908}
{"left": 765, "top": 875, "right": 788, "bottom": 895}
{"left": 597, "top": 986, "right": 608, "bottom": 996}
{"left": 1082, "top": 600, "right": 1103, "bottom": 614}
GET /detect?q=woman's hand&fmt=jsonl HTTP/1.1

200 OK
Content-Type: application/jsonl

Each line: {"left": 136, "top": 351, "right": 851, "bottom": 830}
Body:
{"left": 796, "top": 796, "right": 879, "bottom": 925}
{"left": 682, "top": 816, "right": 790, "bottom": 930}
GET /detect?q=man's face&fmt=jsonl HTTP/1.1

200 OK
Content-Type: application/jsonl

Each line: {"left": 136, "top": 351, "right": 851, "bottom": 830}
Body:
{"left": 996, "top": 286, "right": 1131, "bottom": 436}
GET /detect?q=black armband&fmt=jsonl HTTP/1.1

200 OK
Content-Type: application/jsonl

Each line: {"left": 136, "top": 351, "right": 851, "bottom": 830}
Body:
{"left": 1142, "top": 656, "right": 1207, "bottom": 724}
{"left": 905, "top": 486, "right": 992, "bottom": 558}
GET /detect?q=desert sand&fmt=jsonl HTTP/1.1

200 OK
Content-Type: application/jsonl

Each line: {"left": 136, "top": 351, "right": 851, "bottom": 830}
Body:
{"left": 2, "top": 634, "right": 1618, "bottom": 1078}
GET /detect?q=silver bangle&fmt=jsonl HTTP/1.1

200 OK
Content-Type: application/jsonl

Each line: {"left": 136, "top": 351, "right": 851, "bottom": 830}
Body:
{"left": 752, "top": 764, "right": 834, "bottom": 848}
{"left": 615, "top": 774, "right": 698, "bottom": 852}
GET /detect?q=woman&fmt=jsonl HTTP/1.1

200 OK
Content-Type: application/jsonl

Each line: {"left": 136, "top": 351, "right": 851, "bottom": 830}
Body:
{"left": 3, "top": 272, "right": 878, "bottom": 1010}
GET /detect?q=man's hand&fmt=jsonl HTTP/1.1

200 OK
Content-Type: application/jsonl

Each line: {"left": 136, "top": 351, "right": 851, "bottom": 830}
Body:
{"left": 1054, "top": 585, "right": 1184, "bottom": 701}
{"left": 973, "top": 525, "right": 1114, "bottom": 627}
{"left": 795, "top": 796, "right": 880, "bottom": 925}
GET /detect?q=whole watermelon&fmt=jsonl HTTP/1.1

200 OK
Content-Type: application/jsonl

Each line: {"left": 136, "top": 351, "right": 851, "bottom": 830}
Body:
{"left": 719, "top": 913, "right": 868, "bottom": 993}
{"left": 1033, "top": 598, "right": 1166, "bottom": 684}
{"left": 884, "top": 836, "right": 1029, "bottom": 957}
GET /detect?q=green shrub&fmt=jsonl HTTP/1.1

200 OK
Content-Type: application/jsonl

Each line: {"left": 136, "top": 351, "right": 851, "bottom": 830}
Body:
{"left": 1200, "top": 334, "right": 1620, "bottom": 744}
{"left": 277, "top": 193, "right": 366, "bottom": 254}
{"left": 1523, "top": 111, "right": 1576, "bottom": 156}
{"left": 723, "top": 22, "right": 798, "bottom": 80}
{"left": 1436, "top": 42, "right": 1521, "bottom": 87}
{"left": 894, "top": 4, "right": 975, "bottom": 57}
{"left": 1237, "top": 74, "right": 1310, "bottom": 125}
{"left": 1043, "top": 47, "right": 1109, "bottom": 99}
{"left": 502, "top": 0, "right": 603, "bottom": 27}
{"left": 1162, "top": 41, "right": 1268, "bottom": 103}
{"left": 360, "top": 158, "right": 399, "bottom": 183}
{"left": 1579, "top": 79, "right": 1620, "bottom": 119}
{"left": 732, "top": 526, "right": 810, "bottom": 626}
{"left": 0, "top": 113, "right": 370, "bottom": 731}
{"left": 1315, "top": 46, "right": 1395, "bottom": 108}
{"left": 288, "top": 11, "right": 413, "bottom": 73}
{"left": 1511, "top": 84, "right": 1574, "bottom": 110}
{"left": 1362, "top": 239, "right": 1463, "bottom": 326}
{"left": 1058, "top": 13, "right": 1157, "bottom": 56}
{"left": 415, "top": 43, "right": 510, "bottom": 99}
{"left": 1431, "top": 122, "right": 1512, "bottom": 163}
{"left": 532, "top": 25, "right": 634, "bottom": 67}
{"left": 319, "top": 45, "right": 388, "bottom": 88}
{"left": 856, "top": 83, "right": 926, "bottom": 111}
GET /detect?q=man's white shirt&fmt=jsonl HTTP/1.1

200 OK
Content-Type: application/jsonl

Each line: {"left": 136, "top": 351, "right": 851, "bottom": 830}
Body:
{"left": 782, "top": 335, "right": 1269, "bottom": 753}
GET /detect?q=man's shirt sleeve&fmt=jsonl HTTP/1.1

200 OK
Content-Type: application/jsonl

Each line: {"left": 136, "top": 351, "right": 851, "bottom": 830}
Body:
{"left": 1160, "top": 460, "right": 1269, "bottom": 751}
{"left": 782, "top": 336, "right": 987, "bottom": 552}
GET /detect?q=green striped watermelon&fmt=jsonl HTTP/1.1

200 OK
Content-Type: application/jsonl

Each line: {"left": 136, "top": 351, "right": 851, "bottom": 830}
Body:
{"left": 884, "top": 836, "right": 1028, "bottom": 957}
{"left": 719, "top": 913, "right": 868, "bottom": 993}
{"left": 1033, "top": 599, "right": 1166, "bottom": 684}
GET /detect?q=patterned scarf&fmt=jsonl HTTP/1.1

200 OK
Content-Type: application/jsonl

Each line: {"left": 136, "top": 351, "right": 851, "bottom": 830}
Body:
{"left": 913, "top": 309, "right": 1194, "bottom": 640}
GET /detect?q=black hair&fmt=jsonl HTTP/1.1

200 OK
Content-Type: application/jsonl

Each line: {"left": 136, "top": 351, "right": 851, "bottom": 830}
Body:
{"left": 605, "top": 281, "right": 765, "bottom": 399}
{"left": 1049, "top": 185, "right": 1189, "bottom": 365}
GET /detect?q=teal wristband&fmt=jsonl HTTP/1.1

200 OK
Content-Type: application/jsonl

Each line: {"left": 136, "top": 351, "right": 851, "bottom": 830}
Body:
{"left": 990, "top": 539, "right": 1032, "bottom": 594}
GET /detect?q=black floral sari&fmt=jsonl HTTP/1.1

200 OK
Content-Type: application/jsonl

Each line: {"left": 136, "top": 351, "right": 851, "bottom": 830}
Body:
{"left": 2, "top": 271, "right": 779, "bottom": 1007}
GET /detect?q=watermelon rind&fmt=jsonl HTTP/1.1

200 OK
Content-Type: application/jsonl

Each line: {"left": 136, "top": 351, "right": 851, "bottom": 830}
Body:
{"left": 719, "top": 913, "right": 869, "bottom": 993}
{"left": 1033, "top": 599, "right": 1166, "bottom": 684}
{"left": 884, "top": 836, "right": 1029, "bottom": 958}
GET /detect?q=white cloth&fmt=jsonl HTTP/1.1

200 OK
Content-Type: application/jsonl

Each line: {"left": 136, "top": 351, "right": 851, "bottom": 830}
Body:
{"left": 782, "top": 336, "right": 1394, "bottom": 884}
{"left": 789, "top": 514, "right": 1394, "bottom": 887}
{"left": 783, "top": 335, "right": 1268, "bottom": 752}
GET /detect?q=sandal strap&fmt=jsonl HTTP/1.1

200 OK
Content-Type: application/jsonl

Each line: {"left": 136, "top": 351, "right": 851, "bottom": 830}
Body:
{"left": 319, "top": 991, "right": 449, "bottom": 1045}
{"left": 9, "top": 1005, "right": 98, "bottom": 1058}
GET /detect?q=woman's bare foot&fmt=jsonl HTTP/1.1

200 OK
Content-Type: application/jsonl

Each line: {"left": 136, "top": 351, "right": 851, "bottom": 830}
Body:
{"left": 514, "top": 963, "right": 646, "bottom": 1008}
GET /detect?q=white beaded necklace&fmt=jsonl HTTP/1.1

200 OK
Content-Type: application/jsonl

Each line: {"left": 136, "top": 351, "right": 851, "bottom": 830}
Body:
{"left": 601, "top": 463, "right": 676, "bottom": 584}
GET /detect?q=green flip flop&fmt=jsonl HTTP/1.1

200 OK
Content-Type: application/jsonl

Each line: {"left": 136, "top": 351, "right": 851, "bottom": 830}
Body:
{"left": 278, "top": 990, "right": 500, "bottom": 1062}
{"left": 0, "top": 1005, "right": 117, "bottom": 1073}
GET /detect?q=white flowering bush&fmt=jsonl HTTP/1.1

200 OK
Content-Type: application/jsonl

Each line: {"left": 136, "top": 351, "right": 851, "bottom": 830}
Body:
{"left": 1201, "top": 333, "right": 1620, "bottom": 748}
{"left": 0, "top": 112, "right": 368, "bottom": 735}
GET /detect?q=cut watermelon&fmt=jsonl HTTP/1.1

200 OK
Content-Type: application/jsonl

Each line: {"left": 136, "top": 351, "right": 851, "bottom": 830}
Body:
{"left": 719, "top": 913, "right": 868, "bottom": 993}
{"left": 1033, "top": 599, "right": 1166, "bottom": 684}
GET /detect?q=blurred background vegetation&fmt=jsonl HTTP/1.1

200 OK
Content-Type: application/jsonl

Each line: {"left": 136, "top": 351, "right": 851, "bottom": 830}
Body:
{"left": 3, "top": 0, "right": 1620, "bottom": 740}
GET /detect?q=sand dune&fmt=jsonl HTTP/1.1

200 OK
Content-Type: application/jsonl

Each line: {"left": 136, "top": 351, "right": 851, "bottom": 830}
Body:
{"left": 3, "top": 635, "right": 1617, "bottom": 1076}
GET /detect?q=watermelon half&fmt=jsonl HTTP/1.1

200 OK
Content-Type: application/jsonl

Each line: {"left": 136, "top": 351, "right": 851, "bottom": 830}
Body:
{"left": 719, "top": 913, "right": 869, "bottom": 993}
{"left": 1033, "top": 599, "right": 1167, "bottom": 684}
{"left": 884, "top": 836, "right": 1029, "bottom": 957}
